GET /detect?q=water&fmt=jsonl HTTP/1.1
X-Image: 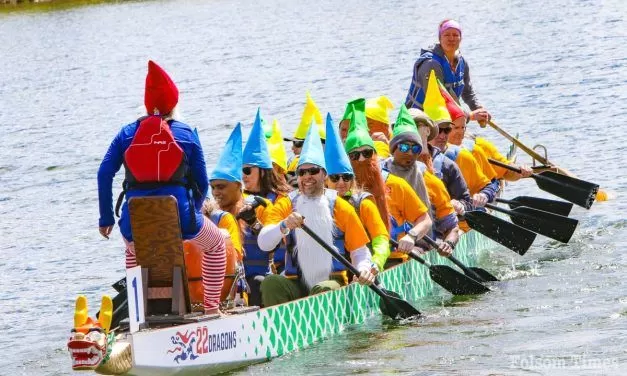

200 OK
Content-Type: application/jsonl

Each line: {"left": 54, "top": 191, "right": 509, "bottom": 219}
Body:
{"left": 1, "top": 0, "right": 626, "bottom": 375}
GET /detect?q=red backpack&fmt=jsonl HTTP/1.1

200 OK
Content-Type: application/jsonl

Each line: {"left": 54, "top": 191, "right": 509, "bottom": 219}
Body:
{"left": 124, "top": 116, "right": 185, "bottom": 184}
{"left": 115, "top": 116, "right": 191, "bottom": 219}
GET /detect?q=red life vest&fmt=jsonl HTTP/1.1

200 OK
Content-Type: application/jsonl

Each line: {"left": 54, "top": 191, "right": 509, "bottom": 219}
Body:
{"left": 124, "top": 116, "right": 185, "bottom": 186}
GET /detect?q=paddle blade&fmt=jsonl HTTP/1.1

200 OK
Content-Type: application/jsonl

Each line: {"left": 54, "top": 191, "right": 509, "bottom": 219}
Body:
{"left": 534, "top": 171, "right": 599, "bottom": 209}
{"left": 508, "top": 206, "right": 579, "bottom": 243}
{"left": 378, "top": 289, "right": 421, "bottom": 319}
{"left": 464, "top": 211, "right": 536, "bottom": 255}
{"left": 469, "top": 267, "right": 499, "bottom": 282}
{"left": 429, "top": 265, "right": 490, "bottom": 295}
{"left": 502, "top": 196, "right": 573, "bottom": 216}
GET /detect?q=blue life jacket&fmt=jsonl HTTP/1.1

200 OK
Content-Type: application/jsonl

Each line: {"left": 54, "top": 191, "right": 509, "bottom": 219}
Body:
{"left": 241, "top": 195, "right": 272, "bottom": 277}
{"left": 283, "top": 189, "right": 347, "bottom": 279}
{"left": 406, "top": 49, "right": 466, "bottom": 107}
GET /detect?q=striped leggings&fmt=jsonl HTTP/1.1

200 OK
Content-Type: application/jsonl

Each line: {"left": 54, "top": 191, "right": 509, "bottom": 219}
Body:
{"left": 125, "top": 219, "right": 227, "bottom": 312}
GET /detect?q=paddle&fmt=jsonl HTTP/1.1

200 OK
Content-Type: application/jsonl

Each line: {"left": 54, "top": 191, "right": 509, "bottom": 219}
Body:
{"left": 421, "top": 236, "right": 499, "bottom": 282}
{"left": 448, "top": 255, "right": 498, "bottom": 282}
{"left": 488, "top": 120, "right": 582, "bottom": 177}
{"left": 488, "top": 158, "right": 599, "bottom": 209}
{"left": 299, "top": 223, "right": 421, "bottom": 319}
{"left": 390, "top": 239, "right": 490, "bottom": 295}
{"left": 496, "top": 196, "right": 573, "bottom": 216}
{"left": 485, "top": 203, "right": 578, "bottom": 243}
{"left": 463, "top": 210, "right": 536, "bottom": 255}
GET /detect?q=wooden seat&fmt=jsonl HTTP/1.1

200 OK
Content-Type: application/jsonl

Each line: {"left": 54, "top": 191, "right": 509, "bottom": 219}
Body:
{"left": 129, "top": 196, "right": 191, "bottom": 321}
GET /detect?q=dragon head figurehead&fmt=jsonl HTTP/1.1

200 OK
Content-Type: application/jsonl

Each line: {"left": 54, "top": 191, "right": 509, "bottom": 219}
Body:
{"left": 67, "top": 295, "right": 113, "bottom": 370}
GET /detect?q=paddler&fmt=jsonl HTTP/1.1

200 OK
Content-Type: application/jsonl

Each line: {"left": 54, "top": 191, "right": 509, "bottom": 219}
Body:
{"left": 209, "top": 122, "right": 275, "bottom": 307}
{"left": 241, "top": 110, "right": 291, "bottom": 276}
{"left": 405, "top": 19, "right": 491, "bottom": 126}
{"left": 410, "top": 108, "right": 472, "bottom": 217}
{"left": 258, "top": 122, "right": 375, "bottom": 307}
{"left": 342, "top": 105, "right": 440, "bottom": 268}
{"left": 97, "top": 60, "right": 226, "bottom": 315}
{"left": 339, "top": 97, "right": 392, "bottom": 158}
{"left": 324, "top": 112, "right": 390, "bottom": 273}
{"left": 430, "top": 119, "right": 499, "bottom": 208}
{"left": 380, "top": 105, "right": 459, "bottom": 253}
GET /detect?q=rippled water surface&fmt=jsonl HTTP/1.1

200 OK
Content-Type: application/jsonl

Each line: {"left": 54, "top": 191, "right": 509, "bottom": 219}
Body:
{"left": 1, "top": 0, "right": 626, "bottom": 375}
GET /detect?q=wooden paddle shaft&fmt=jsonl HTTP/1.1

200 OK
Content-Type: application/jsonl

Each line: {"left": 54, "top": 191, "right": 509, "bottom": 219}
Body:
{"left": 488, "top": 120, "right": 578, "bottom": 177}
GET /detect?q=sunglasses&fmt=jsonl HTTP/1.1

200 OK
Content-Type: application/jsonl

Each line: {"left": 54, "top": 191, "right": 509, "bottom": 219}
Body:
{"left": 329, "top": 173, "right": 353, "bottom": 183}
{"left": 348, "top": 149, "right": 374, "bottom": 161}
{"left": 242, "top": 166, "right": 256, "bottom": 176}
{"left": 293, "top": 140, "right": 304, "bottom": 148}
{"left": 439, "top": 127, "right": 452, "bottom": 134}
{"left": 297, "top": 167, "right": 322, "bottom": 177}
{"left": 398, "top": 143, "right": 421, "bottom": 154}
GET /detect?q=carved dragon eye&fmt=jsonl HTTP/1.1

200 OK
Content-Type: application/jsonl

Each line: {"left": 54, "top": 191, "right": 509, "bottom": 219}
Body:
{"left": 86, "top": 328, "right": 104, "bottom": 342}
{"left": 87, "top": 331, "right": 103, "bottom": 342}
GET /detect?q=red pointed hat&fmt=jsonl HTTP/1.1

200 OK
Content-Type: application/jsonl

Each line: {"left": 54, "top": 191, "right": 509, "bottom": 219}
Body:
{"left": 437, "top": 80, "right": 465, "bottom": 121}
{"left": 144, "top": 60, "right": 179, "bottom": 115}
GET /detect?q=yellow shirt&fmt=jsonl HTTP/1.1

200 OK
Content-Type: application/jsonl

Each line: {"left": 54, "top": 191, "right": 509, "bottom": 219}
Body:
{"left": 423, "top": 171, "right": 455, "bottom": 220}
{"left": 217, "top": 212, "right": 243, "bottom": 261}
{"left": 450, "top": 146, "right": 492, "bottom": 196}
{"left": 264, "top": 191, "right": 370, "bottom": 252}
{"left": 468, "top": 143, "right": 498, "bottom": 181}
{"left": 475, "top": 137, "right": 512, "bottom": 180}
{"left": 385, "top": 174, "right": 429, "bottom": 260}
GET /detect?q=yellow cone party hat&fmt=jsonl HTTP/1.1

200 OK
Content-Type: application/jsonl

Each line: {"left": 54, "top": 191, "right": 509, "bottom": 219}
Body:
{"left": 291, "top": 91, "right": 325, "bottom": 140}
{"left": 423, "top": 69, "right": 451, "bottom": 122}
{"left": 266, "top": 119, "right": 289, "bottom": 173}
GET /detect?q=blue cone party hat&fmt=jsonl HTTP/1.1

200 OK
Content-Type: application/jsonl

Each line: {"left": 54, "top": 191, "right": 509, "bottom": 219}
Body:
{"left": 297, "top": 118, "right": 326, "bottom": 170}
{"left": 210, "top": 123, "right": 243, "bottom": 182}
{"left": 243, "top": 108, "right": 273, "bottom": 169}
{"left": 323, "top": 113, "right": 353, "bottom": 175}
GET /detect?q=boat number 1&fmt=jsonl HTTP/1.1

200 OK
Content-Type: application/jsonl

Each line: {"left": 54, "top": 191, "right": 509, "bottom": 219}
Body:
{"left": 131, "top": 277, "right": 139, "bottom": 321}
{"left": 196, "top": 327, "right": 209, "bottom": 354}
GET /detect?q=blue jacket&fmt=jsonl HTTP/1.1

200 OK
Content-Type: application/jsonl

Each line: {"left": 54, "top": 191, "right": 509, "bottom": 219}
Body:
{"left": 405, "top": 44, "right": 480, "bottom": 111}
{"left": 430, "top": 145, "right": 473, "bottom": 213}
{"left": 97, "top": 119, "right": 209, "bottom": 241}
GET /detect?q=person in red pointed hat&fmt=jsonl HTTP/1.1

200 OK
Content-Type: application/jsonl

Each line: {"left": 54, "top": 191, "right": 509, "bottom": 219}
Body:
{"left": 97, "top": 60, "right": 227, "bottom": 315}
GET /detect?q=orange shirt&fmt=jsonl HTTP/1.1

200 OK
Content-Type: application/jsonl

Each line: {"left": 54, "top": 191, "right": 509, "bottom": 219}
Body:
{"left": 475, "top": 137, "right": 512, "bottom": 180}
{"left": 264, "top": 191, "right": 369, "bottom": 252}
{"left": 423, "top": 171, "right": 455, "bottom": 220}
{"left": 358, "top": 196, "right": 389, "bottom": 239}
{"left": 468, "top": 143, "right": 498, "bottom": 181}
{"left": 451, "top": 146, "right": 492, "bottom": 196}
{"left": 385, "top": 174, "right": 429, "bottom": 261}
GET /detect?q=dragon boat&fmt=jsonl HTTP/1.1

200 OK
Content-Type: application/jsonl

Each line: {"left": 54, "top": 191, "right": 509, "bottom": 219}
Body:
{"left": 67, "top": 195, "right": 495, "bottom": 376}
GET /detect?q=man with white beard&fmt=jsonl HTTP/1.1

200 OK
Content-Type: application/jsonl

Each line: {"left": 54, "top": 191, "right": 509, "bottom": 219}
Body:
{"left": 258, "top": 122, "right": 376, "bottom": 307}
